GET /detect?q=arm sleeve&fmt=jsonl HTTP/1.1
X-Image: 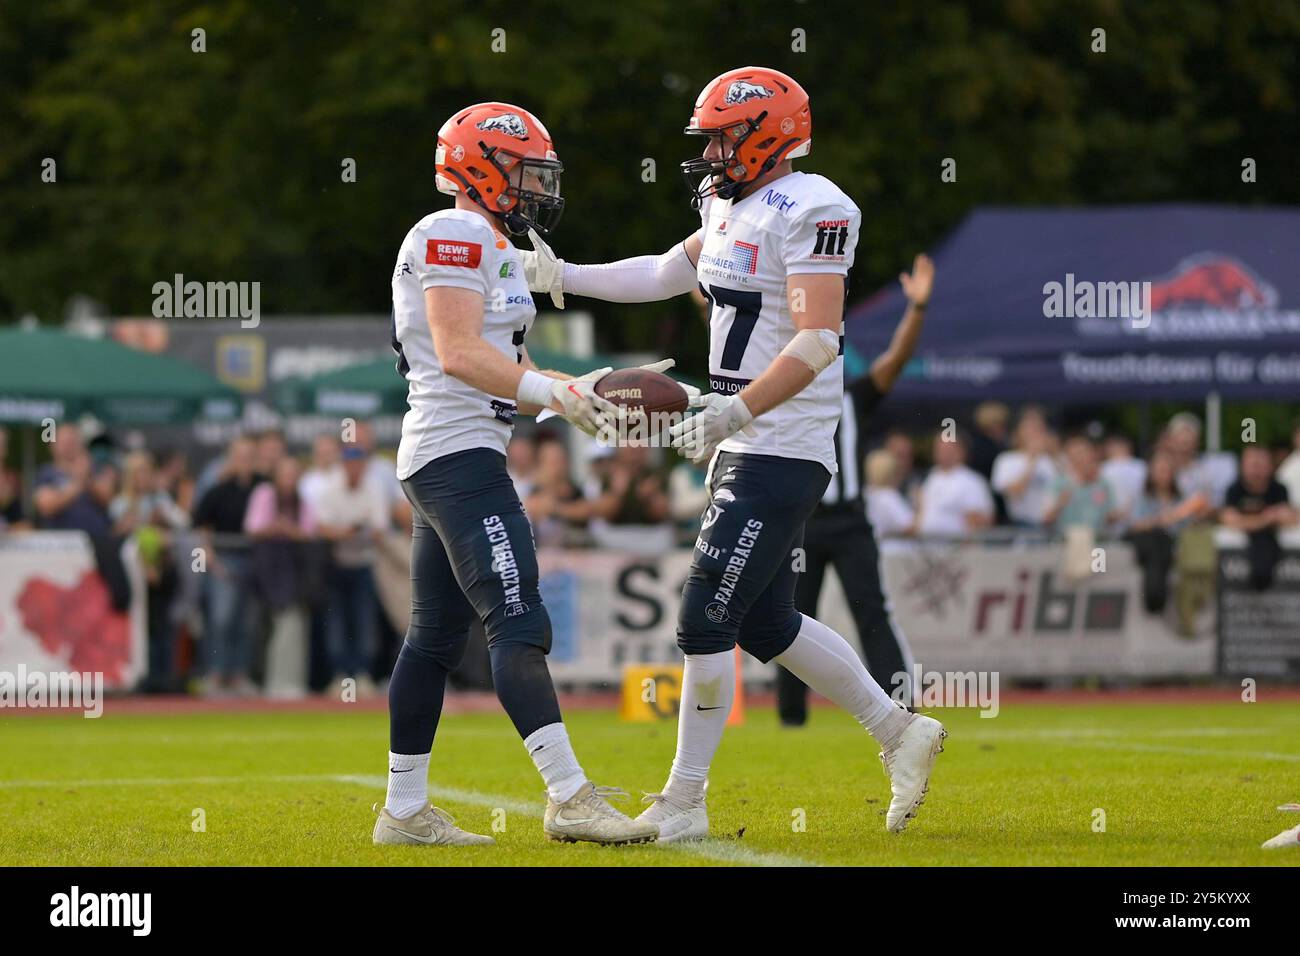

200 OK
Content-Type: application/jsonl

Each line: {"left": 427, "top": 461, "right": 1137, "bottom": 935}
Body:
{"left": 783, "top": 201, "right": 862, "bottom": 276}
{"left": 413, "top": 217, "right": 493, "bottom": 296}
{"left": 562, "top": 242, "right": 697, "bottom": 303}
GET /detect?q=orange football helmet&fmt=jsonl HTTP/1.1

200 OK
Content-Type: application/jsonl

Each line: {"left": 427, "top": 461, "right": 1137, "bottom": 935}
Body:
{"left": 681, "top": 66, "right": 811, "bottom": 207}
{"left": 435, "top": 102, "right": 565, "bottom": 235}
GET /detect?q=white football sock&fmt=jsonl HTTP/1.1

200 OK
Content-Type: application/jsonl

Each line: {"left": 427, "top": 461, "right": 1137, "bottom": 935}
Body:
{"left": 385, "top": 751, "right": 431, "bottom": 820}
{"left": 662, "top": 650, "right": 734, "bottom": 806}
{"left": 775, "top": 614, "right": 911, "bottom": 751}
{"left": 524, "top": 722, "right": 588, "bottom": 803}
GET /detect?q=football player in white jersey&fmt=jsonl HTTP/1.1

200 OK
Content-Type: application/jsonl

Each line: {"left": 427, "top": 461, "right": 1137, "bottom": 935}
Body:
{"left": 375, "top": 102, "right": 661, "bottom": 847}
{"left": 522, "top": 68, "right": 947, "bottom": 841}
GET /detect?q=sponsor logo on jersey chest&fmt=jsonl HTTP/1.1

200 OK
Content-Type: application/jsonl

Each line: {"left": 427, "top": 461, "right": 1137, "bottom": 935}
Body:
{"left": 761, "top": 188, "right": 797, "bottom": 214}
{"left": 730, "top": 240, "right": 759, "bottom": 275}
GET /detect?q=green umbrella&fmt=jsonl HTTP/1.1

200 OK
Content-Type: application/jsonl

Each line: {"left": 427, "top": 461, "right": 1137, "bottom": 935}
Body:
{"left": 276, "top": 345, "right": 627, "bottom": 417}
{"left": 0, "top": 326, "right": 242, "bottom": 425}
{"left": 276, "top": 344, "right": 704, "bottom": 418}
{"left": 276, "top": 354, "right": 409, "bottom": 416}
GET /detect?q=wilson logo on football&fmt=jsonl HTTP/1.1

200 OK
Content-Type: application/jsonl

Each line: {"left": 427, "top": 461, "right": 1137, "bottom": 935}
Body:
{"left": 603, "top": 387, "right": 643, "bottom": 401}
{"left": 426, "top": 240, "right": 482, "bottom": 268}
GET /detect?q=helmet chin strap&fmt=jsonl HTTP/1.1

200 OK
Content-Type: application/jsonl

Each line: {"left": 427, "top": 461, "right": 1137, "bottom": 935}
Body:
{"left": 721, "top": 143, "right": 797, "bottom": 203}
{"left": 500, "top": 208, "right": 530, "bottom": 236}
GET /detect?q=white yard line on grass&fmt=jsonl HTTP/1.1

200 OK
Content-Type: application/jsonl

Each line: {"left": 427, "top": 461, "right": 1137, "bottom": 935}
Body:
{"left": 1058, "top": 740, "right": 1300, "bottom": 762}
{"left": 957, "top": 727, "right": 1300, "bottom": 761}
{"left": 0, "top": 773, "right": 331, "bottom": 789}
{"left": 963, "top": 726, "right": 1296, "bottom": 740}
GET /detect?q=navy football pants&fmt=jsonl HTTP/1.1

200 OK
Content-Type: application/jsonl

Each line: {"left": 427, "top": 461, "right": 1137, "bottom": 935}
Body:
{"left": 389, "top": 448, "right": 557, "bottom": 752}
{"left": 399, "top": 447, "right": 551, "bottom": 666}
{"left": 677, "top": 451, "right": 831, "bottom": 661}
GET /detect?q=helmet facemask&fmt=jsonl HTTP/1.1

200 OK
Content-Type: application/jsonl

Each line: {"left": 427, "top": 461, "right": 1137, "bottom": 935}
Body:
{"left": 483, "top": 144, "right": 565, "bottom": 236}
{"left": 680, "top": 113, "right": 767, "bottom": 208}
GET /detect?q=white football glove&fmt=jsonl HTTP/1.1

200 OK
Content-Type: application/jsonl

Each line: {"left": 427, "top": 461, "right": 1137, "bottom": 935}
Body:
{"left": 667, "top": 392, "right": 755, "bottom": 464}
{"left": 636, "top": 358, "right": 701, "bottom": 404}
{"left": 550, "top": 366, "right": 615, "bottom": 437}
{"left": 520, "top": 228, "right": 565, "bottom": 308}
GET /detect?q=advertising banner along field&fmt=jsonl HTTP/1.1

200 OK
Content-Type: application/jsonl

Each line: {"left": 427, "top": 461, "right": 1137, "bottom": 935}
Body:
{"left": 537, "top": 541, "right": 1220, "bottom": 684}
{"left": 0, "top": 533, "right": 146, "bottom": 692}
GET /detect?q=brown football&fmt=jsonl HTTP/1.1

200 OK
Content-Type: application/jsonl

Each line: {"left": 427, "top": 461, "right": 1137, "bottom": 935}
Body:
{"left": 594, "top": 368, "right": 690, "bottom": 431}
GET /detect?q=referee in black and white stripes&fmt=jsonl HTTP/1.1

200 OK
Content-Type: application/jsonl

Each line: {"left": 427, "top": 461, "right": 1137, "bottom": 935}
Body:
{"left": 777, "top": 253, "right": 933, "bottom": 723}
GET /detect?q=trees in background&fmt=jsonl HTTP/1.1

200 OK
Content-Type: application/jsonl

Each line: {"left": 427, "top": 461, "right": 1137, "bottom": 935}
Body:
{"left": 2, "top": 0, "right": 1297, "bottom": 366}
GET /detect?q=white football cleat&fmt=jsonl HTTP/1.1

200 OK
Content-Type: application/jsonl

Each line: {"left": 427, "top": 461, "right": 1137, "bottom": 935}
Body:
{"left": 880, "top": 713, "right": 947, "bottom": 833}
{"left": 636, "top": 792, "right": 709, "bottom": 844}
{"left": 1262, "top": 824, "right": 1300, "bottom": 849}
{"left": 372, "top": 802, "right": 496, "bottom": 846}
{"left": 544, "top": 782, "right": 659, "bottom": 845}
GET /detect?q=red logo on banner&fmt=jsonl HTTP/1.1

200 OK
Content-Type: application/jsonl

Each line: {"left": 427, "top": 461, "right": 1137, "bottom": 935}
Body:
{"left": 426, "top": 239, "right": 482, "bottom": 268}
{"left": 17, "top": 572, "right": 132, "bottom": 683}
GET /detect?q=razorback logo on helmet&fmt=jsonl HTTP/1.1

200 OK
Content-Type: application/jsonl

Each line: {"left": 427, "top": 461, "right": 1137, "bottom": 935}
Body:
{"left": 723, "top": 80, "right": 775, "bottom": 105}
{"left": 426, "top": 239, "right": 482, "bottom": 268}
{"left": 476, "top": 112, "right": 529, "bottom": 139}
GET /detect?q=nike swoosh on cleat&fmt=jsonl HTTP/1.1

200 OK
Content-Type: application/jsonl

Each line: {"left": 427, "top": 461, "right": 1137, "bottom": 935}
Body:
{"left": 696, "top": 705, "right": 724, "bottom": 711}
{"left": 552, "top": 814, "right": 598, "bottom": 827}
{"left": 386, "top": 826, "right": 435, "bottom": 843}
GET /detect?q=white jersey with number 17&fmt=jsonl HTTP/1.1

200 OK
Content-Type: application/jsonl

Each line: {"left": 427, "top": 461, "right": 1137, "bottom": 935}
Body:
{"left": 694, "top": 171, "right": 861, "bottom": 475}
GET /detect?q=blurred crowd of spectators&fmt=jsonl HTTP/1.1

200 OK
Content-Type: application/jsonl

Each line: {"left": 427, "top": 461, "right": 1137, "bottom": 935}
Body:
{"left": 2, "top": 404, "right": 1299, "bottom": 692}
{"left": 862, "top": 404, "right": 1299, "bottom": 628}
{"left": 863, "top": 406, "right": 1299, "bottom": 541}
{"left": 0, "top": 421, "right": 410, "bottom": 698}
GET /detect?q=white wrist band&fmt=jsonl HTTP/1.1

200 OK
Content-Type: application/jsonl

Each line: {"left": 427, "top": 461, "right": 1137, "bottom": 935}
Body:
{"left": 517, "top": 369, "right": 556, "bottom": 408}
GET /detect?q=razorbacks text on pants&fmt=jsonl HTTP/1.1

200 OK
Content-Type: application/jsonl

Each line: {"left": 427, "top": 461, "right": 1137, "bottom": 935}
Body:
{"left": 483, "top": 514, "right": 527, "bottom": 615}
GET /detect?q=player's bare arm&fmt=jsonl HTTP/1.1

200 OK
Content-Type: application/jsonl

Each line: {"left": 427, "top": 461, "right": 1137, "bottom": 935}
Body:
{"left": 424, "top": 283, "right": 613, "bottom": 434}
{"left": 516, "top": 344, "right": 577, "bottom": 415}
{"left": 425, "top": 285, "right": 537, "bottom": 403}
{"left": 734, "top": 272, "right": 848, "bottom": 418}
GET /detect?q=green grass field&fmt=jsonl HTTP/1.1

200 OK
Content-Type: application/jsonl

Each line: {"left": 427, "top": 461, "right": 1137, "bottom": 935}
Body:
{"left": 2, "top": 699, "right": 1298, "bottom": 866}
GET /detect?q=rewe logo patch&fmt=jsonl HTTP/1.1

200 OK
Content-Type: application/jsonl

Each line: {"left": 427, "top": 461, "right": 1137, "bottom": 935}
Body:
{"left": 427, "top": 240, "right": 482, "bottom": 268}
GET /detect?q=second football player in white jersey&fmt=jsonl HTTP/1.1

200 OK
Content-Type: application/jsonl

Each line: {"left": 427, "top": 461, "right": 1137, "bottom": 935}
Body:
{"left": 376, "top": 101, "right": 663, "bottom": 848}
{"left": 522, "top": 67, "right": 948, "bottom": 841}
